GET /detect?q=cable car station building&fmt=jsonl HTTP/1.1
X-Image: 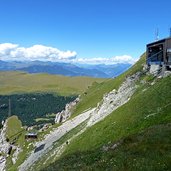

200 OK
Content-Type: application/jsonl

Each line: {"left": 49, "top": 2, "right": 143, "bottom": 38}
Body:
{"left": 146, "top": 37, "right": 171, "bottom": 69}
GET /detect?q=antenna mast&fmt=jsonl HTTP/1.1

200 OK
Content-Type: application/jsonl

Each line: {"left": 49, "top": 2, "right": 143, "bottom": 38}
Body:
{"left": 155, "top": 28, "right": 159, "bottom": 41}
{"left": 8, "top": 98, "right": 11, "bottom": 118}
{"left": 170, "top": 27, "right": 171, "bottom": 37}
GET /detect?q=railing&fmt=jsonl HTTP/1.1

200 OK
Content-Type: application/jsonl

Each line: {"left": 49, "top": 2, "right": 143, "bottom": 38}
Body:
{"left": 147, "top": 50, "right": 163, "bottom": 65}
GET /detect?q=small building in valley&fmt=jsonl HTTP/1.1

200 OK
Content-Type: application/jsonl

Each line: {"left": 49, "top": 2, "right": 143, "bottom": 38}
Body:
{"left": 25, "top": 132, "right": 38, "bottom": 140}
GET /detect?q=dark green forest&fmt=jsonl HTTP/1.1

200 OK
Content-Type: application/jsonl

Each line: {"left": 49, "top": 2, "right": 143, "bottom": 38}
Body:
{"left": 0, "top": 93, "right": 77, "bottom": 126}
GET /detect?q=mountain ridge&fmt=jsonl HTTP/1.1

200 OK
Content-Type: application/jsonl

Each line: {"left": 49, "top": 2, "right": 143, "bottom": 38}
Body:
{"left": 0, "top": 60, "right": 131, "bottom": 78}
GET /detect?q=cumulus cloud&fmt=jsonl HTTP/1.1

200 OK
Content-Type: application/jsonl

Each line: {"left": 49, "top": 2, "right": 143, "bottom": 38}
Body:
{"left": 0, "top": 43, "right": 18, "bottom": 56}
{"left": 72, "top": 55, "right": 137, "bottom": 65}
{"left": 0, "top": 43, "right": 77, "bottom": 61}
{"left": 0, "top": 43, "right": 137, "bottom": 64}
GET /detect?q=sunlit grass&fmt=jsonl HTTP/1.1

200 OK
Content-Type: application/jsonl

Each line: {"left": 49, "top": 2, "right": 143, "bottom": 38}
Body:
{"left": 0, "top": 71, "right": 105, "bottom": 96}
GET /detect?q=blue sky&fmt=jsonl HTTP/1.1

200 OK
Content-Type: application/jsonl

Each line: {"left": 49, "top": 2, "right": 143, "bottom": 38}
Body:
{"left": 0, "top": 0, "right": 171, "bottom": 63}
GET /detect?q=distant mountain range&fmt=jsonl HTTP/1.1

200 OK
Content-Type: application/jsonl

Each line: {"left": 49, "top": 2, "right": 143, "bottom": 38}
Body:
{"left": 0, "top": 60, "right": 131, "bottom": 78}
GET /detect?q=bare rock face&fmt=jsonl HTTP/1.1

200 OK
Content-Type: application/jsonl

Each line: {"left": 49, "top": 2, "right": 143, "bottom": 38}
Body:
{"left": 149, "top": 64, "right": 161, "bottom": 76}
{"left": 12, "top": 146, "right": 22, "bottom": 164}
{"left": 87, "top": 72, "right": 141, "bottom": 126}
{"left": 0, "top": 121, "right": 22, "bottom": 170}
{"left": 143, "top": 64, "right": 149, "bottom": 72}
{"left": 55, "top": 97, "right": 80, "bottom": 123}
{"left": 148, "top": 64, "right": 171, "bottom": 78}
{"left": 163, "top": 71, "right": 171, "bottom": 77}
{"left": 0, "top": 121, "right": 10, "bottom": 171}
{"left": 56, "top": 72, "right": 141, "bottom": 127}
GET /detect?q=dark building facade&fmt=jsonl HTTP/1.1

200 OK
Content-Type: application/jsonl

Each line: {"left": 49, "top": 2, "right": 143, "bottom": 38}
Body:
{"left": 25, "top": 133, "right": 38, "bottom": 140}
{"left": 146, "top": 37, "right": 171, "bottom": 66}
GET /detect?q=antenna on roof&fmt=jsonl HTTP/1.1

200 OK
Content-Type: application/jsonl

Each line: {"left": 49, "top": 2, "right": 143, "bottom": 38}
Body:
{"left": 155, "top": 28, "right": 159, "bottom": 41}
{"left": 169, "top": 27, "right": 171, "bottom": 37}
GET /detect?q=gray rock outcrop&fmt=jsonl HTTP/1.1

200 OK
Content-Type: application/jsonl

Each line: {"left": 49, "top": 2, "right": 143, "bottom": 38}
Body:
{"left": 0, "top": 121, "right": 10, "bottom": 171}
{"left": 87, "top": 72, "right": 140, "bottom": 126}
{"left": 55, "top": 97, "right": 80, "bottom": 123}
{"left": 12, "top": 146, "right": 22, "bottom": 165}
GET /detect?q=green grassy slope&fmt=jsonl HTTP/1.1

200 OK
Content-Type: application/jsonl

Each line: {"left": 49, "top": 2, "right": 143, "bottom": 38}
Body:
{"left": 5, "top": 116, "right": 36, "bottom": 171}
{"left": 44, "top": 124, "right": 171, "bottom": 171}
{"left": 6, "top": 115, "right": 23, "bottom": 141}
{"left": 72, "top": 53, "right": 146, "bottom": 117}
{"left": 0, "top": 71, "right": 105, "bottom": 95}
{"left": 42, "top": 54, "right": 171, "bottom": 171}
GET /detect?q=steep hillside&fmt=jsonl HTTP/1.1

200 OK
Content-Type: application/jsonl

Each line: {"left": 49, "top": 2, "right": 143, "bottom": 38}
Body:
{"left": 0, "top": 71, "right": 105, "bottom": 95}
{"left": 72, "top": 53, "right": 145, "bottom": 117}
{"left": 41, "top": 54, "right": 171, "bottom": 171}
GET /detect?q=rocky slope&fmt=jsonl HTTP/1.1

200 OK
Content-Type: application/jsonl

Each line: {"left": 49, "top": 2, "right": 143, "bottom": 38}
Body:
{"left": 19, "top": 109, "right": 94, "bottom": 171}
{"left": 0, "top": 118, "right": 23, "bottom": 171}
{"left": 87, "top": 72, "right": 140, "bottom": 126}
{"left": 41, "top": 65, "right": 171, "bottom": 171}
{"left": 55, "top": 97, "right": 80, "bottom": 123}
{"left": 0, "top": 121, "right": 10, "bottom": 171}
{"left": 18, "top": 69, "right": 143, "bottom": 170}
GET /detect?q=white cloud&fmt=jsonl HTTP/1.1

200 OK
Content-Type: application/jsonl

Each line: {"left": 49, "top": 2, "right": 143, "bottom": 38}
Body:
{"left": 0, "top": 43, "right": 77, "bottom": 61}
{"left": 72, "top": 55, "right": 137, "bottom": 65}
{"left": 0, "top": 43, "right": 18, "bottom": 56}
{"left": 0, "top": 43, "right": 137, "bottom": 64}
